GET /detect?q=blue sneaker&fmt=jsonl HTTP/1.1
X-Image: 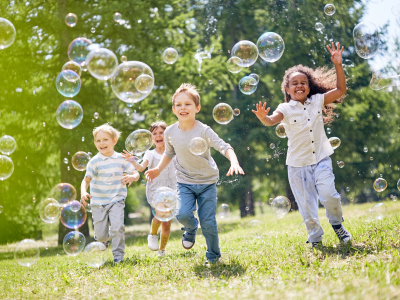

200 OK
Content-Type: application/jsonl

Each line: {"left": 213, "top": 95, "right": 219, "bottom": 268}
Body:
{"left": 113, "top": 258, "right": 123, "bottom": 264}
{"left": 332, "top": 224, "right": 352, "bottom": 243}
{"left": 306, "top": 240, "right": 323, "bottom": 249}
{"left": 182, "top": 229, "right": 196, "bottom": 250}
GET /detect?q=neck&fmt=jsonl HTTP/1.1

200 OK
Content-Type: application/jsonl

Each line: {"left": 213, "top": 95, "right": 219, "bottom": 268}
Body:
{"left": 178, "top": 119, "right": 197, "bottom": 132}
{"left": 102, "top": 150, "right": 114, "bottom": 157}
{"left": 155, "top": 145, "right": 165, "bottom": 154}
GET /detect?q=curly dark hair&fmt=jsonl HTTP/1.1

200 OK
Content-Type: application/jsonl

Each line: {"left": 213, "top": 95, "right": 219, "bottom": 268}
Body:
{"left": 281, "top": 65, "right": 346, "bottom": 124}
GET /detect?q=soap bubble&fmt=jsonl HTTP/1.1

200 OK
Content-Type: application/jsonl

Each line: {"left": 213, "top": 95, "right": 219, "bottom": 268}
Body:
{"left": 56, "top": 100, "right": 83, "bottom": 129}
{"left": 363, "top": 147, "right": 368, "bottom": 153}
{"left": 231, "top": 40, "right": 259, "bottom": 67}
{"left": 226, "top": 56, "right": 243, "bottom": 73}
{"left": 162, "top": 48, "right": 178, "bottom": 64}
{"left": 84, "top": 242, "right": 107, "bottom": 268}
{"left": 249, "top": 73, "right": 260, "bottom": 84}
{"left": 62, "top": 61, "right": 82, "bottom": 77}
{"left": 51, "top": 183, "right": 77, "bottom": 205}
{"left": 39, "top": 198, "right": 60, "bottom": 223}
{"left": 86, "top": 48, "right": 118, "bottom": 80}
{"left": 90, "top": 27, "right": 95, "bottom": 33}
{"left": 71, "top": 151, "right": 90, "bottom": 171}
{"left": 68, "top": 37, "right": 92, "bottom": 66}
{"left": 94, "top": 112, "right": 99, "bottom": 119}
{"left": 0, "top": 18, "right": 16, "bottom": 49}
{"left": 113, "top": 12, "right": 122, "bottom": 23}
{"left": 397, "top": 179, "right": 400, "bottom": 191}
{"left": 315, "top": 22, "right": 324, "bottom": 32}
{"left": 0, "top": 205, "right": 2, "bottom": 213}
{"left": 102, "top": 172, "right": 117, "bottom": 185}
{"left": 63, "top": 231, "right": 86, "bottom": 256}
{"left": 270, "top": 143, "right": 275, "bottom": 149}
{"left": 353, "top": 22, "right": 379, "bottom": 59}
{"left": 44, "top": 202, "right": 61, "bottom": 222}
{"left": 239, "top": 76, "right": 258, "bottom": 95}
{"left": 135, "top": 74, "right": 154, "bottom": 93}
{"left": 14, "top": 239, "right": 40, "bottom": 267}
{"left": 111, "top": 61, "right": 155, "bottom": 104}
{"left": 369, "top": 71, "right": 400, "bottom": 91}
{"left": 125, "top": 129, "right": 153, "bottom": 156}
{"left": 0, "top": 155, "right": 14, "bottom": 180}
{"left": 55, "top": 70, "right": 81, "bottom": 97}
{"left": 299, "top": 217, "right": 321, "bottom": 236}
{"left": 141, "top": 180, "right": 146, "bottom": 186}
{"left": 188, "top": 137, "right": 208, "bottom": 155}
{"left": 233, "top": 108, "right": 240, "bottom": 116}
{"left": 392, "top": 4, "right": 400, "bottom": 16}
{"left": 275, "top": 123, "right": 287, "bottom": 138}
{"left": 65, "top": 13, "right": 78, "bottom": 27}
{"left": 324, "top": 4, "right": 336, "bottom": 16}
{"left": 60, "top": 200, "right": 87, "bottom": 229}
{"left": 152, "top": 187, "right": 178, "bottom": 222}
{"left": 346, "top": 187, "right": 350, "bottom": 192}
{"left": 270, "top": 196, "right": 291, "bottom": 218}
{"left": 368, "top": 203, "right": 387, "bottom": 220}
{"left": 329, "top": 137, "right": 341, "bottom": 150}
{"left": 217, "top": 203, "right": 230, "bottom": 218}
{"left": 256, "top": 32, "right": 285, "bottom": 63}
{"left": 212, "top": 103, "right": 233, "bottom": 125}
{"left": 246, "top": 220, "right": 263, "bottom": 239}
{"left": 343, "top": 59, "right": 354, "bottom": 68}
{"left": 85, "top": 203, "right": 92, "bottom": 213}
{"left": 0, "top": 135, "right": 17, "bottom": 155}
{"left": 337, "top": 161, "right": 344, "bottom": 168}
{"left": 373, "top": 177, "right": 387, "bottom": 192}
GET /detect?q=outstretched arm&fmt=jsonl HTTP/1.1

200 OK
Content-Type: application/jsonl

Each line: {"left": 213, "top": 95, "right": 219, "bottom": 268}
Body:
{"left": 122, "top": 150, "right": 149, "bottom": 172}
{"left": 324, "top": 42, "right": 347, "bottom": 105}
{"left": 252, "top": 102, "right": 283, "bottom": 126}
{"left": 225, "top": 148, "right": 245, "bottom": 176}
{"left": 145, "top": 154, "right": 172, "bottom": 183}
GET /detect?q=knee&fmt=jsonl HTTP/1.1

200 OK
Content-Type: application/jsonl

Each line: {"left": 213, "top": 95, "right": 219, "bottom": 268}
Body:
{"left": 110, "top": 223, "right": 125, "bottom": 237}
{"left": 200, "top": 219, "right": 217, "bottom": 234}
{"left": 95, "top": 231, "right": 109, "bottom": 242}
{"left": 176, "top": 211, "right": 193, "bottom": 224}
{"left": 161, "top": 222, "right": 171, "bottom": 235}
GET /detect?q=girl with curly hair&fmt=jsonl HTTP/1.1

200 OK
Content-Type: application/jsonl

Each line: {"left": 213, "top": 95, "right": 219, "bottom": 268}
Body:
{"left": 252, "top": 42, "right": 351, "bottom": 248}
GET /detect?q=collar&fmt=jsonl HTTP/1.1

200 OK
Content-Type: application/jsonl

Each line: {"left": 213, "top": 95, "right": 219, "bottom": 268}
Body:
{"left": 98, "top": 151, "right": 118, "bottom": 160}
{"left": 288, "top": 98, "right": 311, "bottom": 106}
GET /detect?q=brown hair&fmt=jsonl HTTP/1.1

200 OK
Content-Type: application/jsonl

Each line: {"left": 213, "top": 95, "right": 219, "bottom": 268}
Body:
{"left": 93, "top": 123, "right": 121, "bottom": 140}
{"left": 149, "top": 121, "right": 167, "bottom": 133}
{"left": 172, "top": 83, "right": 200, "bottom": 106}
{"left": 281, "top": 65, "right": 346, "bottom": 124}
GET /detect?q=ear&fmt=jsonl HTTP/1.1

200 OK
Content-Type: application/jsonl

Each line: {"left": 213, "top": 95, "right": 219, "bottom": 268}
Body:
{"left": 113, "top": 138, "right": 118, "bottom": 146}
{"left": 172, "top": 105, "right": 176, "bottom": 114}
{"left": 196, "top": 104, "right": 201, "bottom": 113}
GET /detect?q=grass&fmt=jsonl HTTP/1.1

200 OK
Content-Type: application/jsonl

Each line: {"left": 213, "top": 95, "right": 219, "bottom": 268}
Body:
{"left": 1, "top": 201, "right": 400, "bottom": 299}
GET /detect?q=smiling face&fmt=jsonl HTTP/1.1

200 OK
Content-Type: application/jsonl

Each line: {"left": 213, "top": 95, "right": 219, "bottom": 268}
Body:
{"left": 285, "top": 72, "right": 310, "bottom": 103}
{"left": 94, "top": 130, "right": 118, "bottom": 157}
{"left": 151, "top": 126, "right": 165, "bottom": 149}
{"left": 172, "top": 92, "right": 201, "bottom": 122}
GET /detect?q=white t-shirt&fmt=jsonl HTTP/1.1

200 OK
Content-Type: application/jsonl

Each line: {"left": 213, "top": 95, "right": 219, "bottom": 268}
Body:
{"left": 275, "top": 93, "right": 334, "bottom": 167}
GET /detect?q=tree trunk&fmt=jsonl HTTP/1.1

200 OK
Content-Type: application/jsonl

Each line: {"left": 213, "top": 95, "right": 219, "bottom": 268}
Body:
{"left": 240, "top": 188, "right": 255, "bottom": 217}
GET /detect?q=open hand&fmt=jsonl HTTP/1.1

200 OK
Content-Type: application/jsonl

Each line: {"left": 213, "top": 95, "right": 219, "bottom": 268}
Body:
{"left": 145, "top": 168, "right": 161, "bottom": 183}
{"left": 252, "top": 101, "right": 270, "bottom": 121}
{"left": 326, "top": 42, "right": 344, "bottom": 66}
{"left": 121, "top": 173, "right": 138, "bottom": 187}
{"left": 226, "top": 163, "right": 245, "bottom": 176}
{"left": 122, "top": 150, "right": 133, "bottom": 161}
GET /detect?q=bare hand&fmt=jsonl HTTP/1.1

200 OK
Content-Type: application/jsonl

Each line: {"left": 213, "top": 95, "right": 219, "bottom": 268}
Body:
{"left": 145, "top": 168, "right": 161, "bottom": 183}
{"left": 252, "top": 101, "right": 271, "bottom": 121}
{"left": 226, "top": 163, "right": 245, "bottom": 176}
{"left": 326, "top": 42, "right": 344, "bottom": 66}
{"left": 80, "top": 193, "right": 91, "bottom": 206}
{"left": 122, "top": 150, "right": 133, "bottom": 161}
{"left": 121, "top": 174, "right": 137, "bottom": 187}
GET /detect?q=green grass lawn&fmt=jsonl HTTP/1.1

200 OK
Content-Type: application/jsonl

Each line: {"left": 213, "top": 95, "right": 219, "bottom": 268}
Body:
{"left": 1, "top": 201, "right": 400, "bottom": 299}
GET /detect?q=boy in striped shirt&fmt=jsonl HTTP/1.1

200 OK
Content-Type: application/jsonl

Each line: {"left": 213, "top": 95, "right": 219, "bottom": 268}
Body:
{"left": 81, "top": 123, "right": 139, "bottom": 263}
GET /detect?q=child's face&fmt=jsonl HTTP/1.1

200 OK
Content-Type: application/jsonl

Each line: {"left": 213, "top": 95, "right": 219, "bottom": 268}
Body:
{"left": 94, "top": 131, "right": 117, "bottom": 157}
{"left": 285, "top": 72, "right": 310, "bottom": 102}
{"left": 172, "top": 92, "right": 200, "bottom": 122}
{"left": 151, "top": 126, "right": 165, "bottom": 148}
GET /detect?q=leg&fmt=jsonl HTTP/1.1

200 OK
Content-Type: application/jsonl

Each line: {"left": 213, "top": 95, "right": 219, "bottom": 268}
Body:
{"left": 160, "top": 221, "right": 172, "bottom": 250}
{"left": 197, "top": 183, "right": 220, "bottom": 261}
{"left": 176, "top": 183, "right": 198, "bottom": 235}
{"left": 108, "top": 200, "right": 125, "bottom": 261}
{"left": 288, "top": 165, "right": 324, "bottom": 243}
{"left": 150, "top": 217, "right": 162, "bottom": 235}
{"left": 91, "top": 205, "right": 110, "bottom": 242}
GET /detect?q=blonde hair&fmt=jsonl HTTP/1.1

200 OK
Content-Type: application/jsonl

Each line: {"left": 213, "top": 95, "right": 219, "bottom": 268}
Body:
{"left": 149, "top": 121, "right": 167, "bottom": 133}
{"left": 93, "top": 123, "right": 121, "bottom": 140}
{"left": 172, "top": 83, "right": 200, "bottom": 106}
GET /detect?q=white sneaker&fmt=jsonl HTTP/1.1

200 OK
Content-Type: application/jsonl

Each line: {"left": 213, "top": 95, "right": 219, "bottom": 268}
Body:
{"left": 157, "top": 250, "right": 166, "bottom": 257}
{"left": 148, "top": 234, "right": 159, "bottom": 251}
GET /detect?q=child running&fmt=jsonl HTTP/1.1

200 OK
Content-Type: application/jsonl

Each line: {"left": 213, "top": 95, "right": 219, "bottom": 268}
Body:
{"left": 145, "top": 83, "right": 244, "bottom": 264}
{"left": 122, "top": 121, "right": 176, "bottom": 258}
{"left": 252, "top": 42, "right": 351, "bottom": 248}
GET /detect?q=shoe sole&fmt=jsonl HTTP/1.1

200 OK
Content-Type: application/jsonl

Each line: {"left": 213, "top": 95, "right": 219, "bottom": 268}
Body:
{"left": 182, "top": 239, "right": 195, "bottom": 250}
{"left": 148, "top": 245, "right": 159, "bottom": 251}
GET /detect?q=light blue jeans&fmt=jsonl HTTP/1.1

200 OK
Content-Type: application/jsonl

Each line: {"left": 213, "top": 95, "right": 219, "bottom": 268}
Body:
{"left": 176, "top": 182, "right": 220, "bottom": 261}
{"left": 288, "top": 157, "right": 343, "bottom": 243}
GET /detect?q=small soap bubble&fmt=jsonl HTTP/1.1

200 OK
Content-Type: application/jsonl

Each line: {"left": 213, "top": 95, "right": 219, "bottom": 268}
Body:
{"left": 350, "top": 197, "right": 354, "bottom": 202}
{"left": 63, "top": 158, "right": 68, "bottom": 164}
{"left": 343, "top": 59, "right": 354, "bottom": 68}
{"left": 162, "top": 48, "right": 178, "bottom": 64}
{"left": 368, "top": 203, "right": 387, "bottom": 220}
{"left": 60, "top": 200, "right": 87, "bottom": 229}
{"left": 217, "top": 203, "right": 230, "bottom": 218}
{"left": 125, "top": 129, "right": 153, "bottom": 156}
{"left": 0, "top": 135, "right": 17, "bottom": 155}
{"left": 82, "top": 137, "right": 85, "bottom": 142}
{"left": 315, "top": 22, "right": 324, "bottom": 32}
{"left": 353, "top": 22, "right": 379, "bottom": 59}
{"left": 275, "top": 123, "right": 287, "bottom": 138}
{"left": 113, "top": 12, "right": 122, "bottom": 23}
{"left": 226, "top": 56, "right": 243, "bottom": 73}
{"left": 65, "top": 13, "right": 78, "bottom": 27}
{"left": 121, "top": 55, "right": 127, "bottom": 62}
{"left": 85, "top": 203, "right": 92, "bottom": 213}
{"left": 239, "top": 76, "right": 258, "bottom": 95}
{"left": 270, "top": 196, "right": 291, "bottom": 218}
{"left": 270, "top": 143, "right": 275, "bottom": 149}
{"left": 14, "top": 239, "right": 40, "bottom": 267}
{"left": 246, "top": 220, "right": 263, "bottom": 239}
{"left": 233, "top": 108, "right": 240, "bottom": 116}
{"left": 62, "top": 61, "right": 82, "bottom": 77}
{"left": 363, "top": 147, "right": 368, "bottom": 153}
{"left": 393, "top": 196, "right": 397, "bottom": 202}
{"left": 346, "top": 187, "right": 350, "bottom": 192}
{"left": 249, "top": 73, "right": 260, "bottom": 84}
{"left": 350, "top": 117, "right": 353, "bottom": 121}
{"left": 373, "top": 178, "right": 387, "bottom": 192}
{"left": 141, "top": 180, "right": 146, "bottom": 186}
{"left": 329, "top": 137, "right": 341, "bottom": 150}
{"left": 0, "top": 155, "right": 14, "bottom": 180}
{"left": 324, "top": 4, "right": 336, "bottom": 16}
{"left": 56, "top": 70, "right": 81, "bottom": 97}
{"left": 256, "top": 32, "right": 285, "bottom": 63}
{"left": 377, "top": 114, "right": 380, "bottom": 118}
{"left": 326, "top": 127, "right": 331, "bottom": 134}
{"left": 392, "top": 4, "right": 400, "bottom": 16}
{"left": 86, "top": 48, "right": 118, "bottom": 81}
{"left": 212, "top": 103, "right": 234, "bottom": 125}
{"left": 56, "top": 100, "right": 83, "bottom": 129}
{"left": 247, "top": 147, "right": 250, "bottom": 150}
{"left": 72, "top": 151, "right": 90, "bottom": 171}
{"left": 0, "top": 205, "right": 3, "bottom": 213}
{"left": 370, "top": 157, "right": 373, "bottom": 161}
{"left": 67, "top": 166, "right": 70, "bottom": 171}
{"left": 231, "top": 40, "right": 259, "bottom": 67}
{"left": 337, "top": 161, "right": 344, "bottom": 168}
{"left": 0, "top": 18, "right": 16, "bottom": 49}
{"left": 135, "top": 74, "right": 154, "bottom": 93}
{"left": 68, "top": 37, "right": 92, "bottom": 66}
{"left": 94, "top": 112, "right": 99, "bottom": 119}
{"left": 188, "top": 137, "right": 208, "bottom": 155}
{"left": 63, "top": 231, "right": 86, "bottom": 256}
{"left": 44, "top": 202, "right": 61, "bottom": 221}
{"left": 397, "top": 179, "right": 400, "bottom": 191}
{"left": 90, "top": 27, "right": 95, "bottom": 33}
{"left": 208, "top": 79, "right": 213, "bottom": 85}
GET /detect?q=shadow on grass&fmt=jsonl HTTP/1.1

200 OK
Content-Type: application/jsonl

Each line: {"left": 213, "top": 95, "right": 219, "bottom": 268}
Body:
{"left": 314, "top": 242, "right": 379, "bottom": 259}
{"left": 193, "top": 256, "right": 247, "bottom": 279}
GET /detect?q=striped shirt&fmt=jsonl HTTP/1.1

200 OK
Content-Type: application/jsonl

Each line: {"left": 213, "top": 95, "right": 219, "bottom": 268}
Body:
{"left": 84, "top": 151, "right": 136, "bottom": 205}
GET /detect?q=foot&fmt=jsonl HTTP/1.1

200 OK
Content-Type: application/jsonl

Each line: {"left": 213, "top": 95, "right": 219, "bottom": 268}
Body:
{"left": 98, "top": 241, "right": 110, "bottom": 251}
{"left": 182, "top": 231, "right": 196, "bottom": 250}
{"left": 332, "top": 224, "right": 352, "bottom": 243}
{"left": 157, "top": 250, "right": 166, "bottom": 257}
{"left": 113, "top": 258, "right": 124, "bottom": 264}
{"left": 148, "top": 234, "right": 159, "bottom": 251}
{"left": 204, "top": 258, "right": 220, "bottom": 265}
{"left": 306, "top": 240, "right": 323, "bottom": 249}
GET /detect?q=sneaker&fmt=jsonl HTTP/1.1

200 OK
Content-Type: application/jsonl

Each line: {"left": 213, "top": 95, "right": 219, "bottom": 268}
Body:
{"left": 204, "top": 258, "right": 220, "bottom": 265}
{"left": 306, "top": 240, "right": 323, "bottom": 249}
{"left": 157, "top": 250, "right": 166, "bottom": 257}
{"left": 182, "top": 230, "right": 196, "bottom": 250}
{"left": 98, "top": 241, "right": 109, "bottom": 251}
{"left": 332, "top": 224, "right": 352, "bottom": 243}
{"left": 148, "top": 234, "right": 159, "bottom": 251}
{"left": 113, "top": 258, "right": 123, "bottom": 264}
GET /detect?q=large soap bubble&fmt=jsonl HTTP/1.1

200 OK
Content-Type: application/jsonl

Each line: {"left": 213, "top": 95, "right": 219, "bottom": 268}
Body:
{"left": 44, "top": 202, "right": 61, "bottom": 222}
{"left": 14, "top": 239, "right": 40, "bottom": 267}
{"left": 62, "top": 61, "right": 82, "bottom": 77}
{"left": 56, "top": 100, "right": 83, "bottom": 129}
{"left": 188, "top": 137, "right": 208, "bottom": 155}
{"left": 84, "top": 242, "right": 107, "bottom": 268}
{"left": 162, "top": 48, "right": 178, "bottom": 64}
{"left": 55, "top": 70, "right": 81, "bottom": 97}
{"left": 63, "top": 231, "right": 86, "bottom": 256}
{"left": 0, "top": 155, "right": 14, "bottom": 180}
{"left": 135, "top": 74, "right": 154, "bottom": 93}
{"left": 125, "top": 129, "right": 153, "bottom": 156}
{"left": 0, "top": 18, "right": 16, "bottom": 49}
{"left": 246, "top": 220, "right": 264, "bottom": 239}
{"left": 51, "top": 183, "right": 77, "bottom": 205}
{"left": 370, "top": 71, "right": 400, "bottom": 91}
{"left": 68, "top": 37, "right": 92, "bottom": 66}
{"left": 213, "top": 103, "right": 233, "bottom": 125}
{"left": 329, "top": 137, "right": 341, "bottom": 150}
{"left": 299, "top": 217, "right": 321, "bottom": 236}
{"left": 353, "top": 22, "right": 379, "bottom": 59}
{"left": 86, "top": 48, "right": 118, "bottom": 80}
{"left": 275, "top": 123, "right": 287, "bottom": 138}
{"left": 368, "top": 203, "right": 387, "bottom": 220}
{"left": 315, "top": 22, "right": 324, "bottom": 32}
{"left": 65, "top": 13, "right": 78, "bottom": 27}
{"left": 270, "top": 196, "right": 291, "bottom": 218}
{"left": 256, "top": 32, "right": 285, "bottom": 63}
{"left": 39, "top": 198, "right": 60, "bottom": 223}
{"left": 152, "top": 187, "right": 178, "bottom": 222}
{"left": 72, "top": 151, "right": 90, "bottom": 171}
{"left": 324, "top": 4, "right": 336, "bottom": 16}
{"left": 111, "top": 61, "right": 155, "bottom": 105}
{"left": 226, "top": 57, "right": 243, "bottom": 73}
{"left": 238, "top": 76, "right": 257, "bottom": 95}
{"left": 0, "top": 135, "right": 17, "bottom": 155}
{"left": 373, "top": 177, "right": 387, "bottom": 192}
{"left": 217, "top": 203, "right": 230, "bottom": 218}
{"left": 231, "top": 40, "right": 259, "bottom": 67}
{"left": 60, "top": 200, "right": 87, "bottom": 229}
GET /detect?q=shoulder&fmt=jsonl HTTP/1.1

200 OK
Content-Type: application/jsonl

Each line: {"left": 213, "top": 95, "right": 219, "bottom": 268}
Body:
{"left": 276, "top": 102, "right": 290, "bottom": 114}
{"left": 88, "top": 154, "right": 101, "bottom": 165}
{"left": 309, "top": 93, "right": 325, "bottom": 104}
{"left": 165, "top": 122, "right": 178, "bottom": 133}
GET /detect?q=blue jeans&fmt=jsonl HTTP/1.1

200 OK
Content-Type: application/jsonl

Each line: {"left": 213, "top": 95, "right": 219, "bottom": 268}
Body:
{"left": 176, "top": 182, "right": 220, "bottom": 261}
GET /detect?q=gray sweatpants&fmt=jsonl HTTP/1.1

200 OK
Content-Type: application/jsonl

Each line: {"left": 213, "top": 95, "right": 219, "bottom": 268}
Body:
{"left": 91, "top": 200, "right": 125, "bottom": 260}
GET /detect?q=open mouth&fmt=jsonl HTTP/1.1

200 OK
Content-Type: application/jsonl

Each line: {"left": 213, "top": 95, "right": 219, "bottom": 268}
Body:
{"left": 155, "top": 138, "right": 163, "bottom": 144}
{"left": 295, "top": 90, "right": 304, "bottom": 94}
{"left": 180, "top": 112, "right": 188, "bottom": 116}
{"left": 100, "top": 146, "right": 108, "bottom": 150}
